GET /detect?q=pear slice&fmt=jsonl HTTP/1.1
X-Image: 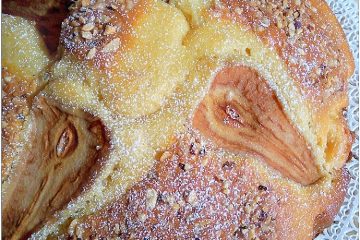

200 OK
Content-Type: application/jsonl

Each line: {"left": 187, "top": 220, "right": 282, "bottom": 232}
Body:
{"left": 2, "top": 97, "right": 107, "bottom": 239}
{"left": 193, "top": 66, "right": 320, "bottom": 185}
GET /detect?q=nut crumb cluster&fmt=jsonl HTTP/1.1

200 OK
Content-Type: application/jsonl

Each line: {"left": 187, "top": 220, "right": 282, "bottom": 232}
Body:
{"left": 215, "top": 0, "right": 345, "bottom": 103}
{"left": 61, "top": 0, "right": 138, "bottom": 61}
{"left": 2, "top": 0, "right": 352, "bottom": 239}
{"left": 68, "top": 132, "right": 278, "bottom": 239}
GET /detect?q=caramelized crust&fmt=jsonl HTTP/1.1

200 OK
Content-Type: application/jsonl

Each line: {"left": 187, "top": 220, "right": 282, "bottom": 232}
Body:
{"left": 69, "top": 132, "right": 349, "bottom": 240}
{"left": 1, "top": 0, "right": 355, "bottom": 239}
{"left": 214, "top": 0, "right": 354, "bottom": 105}
{"left": 211, "top": 0, "right": 354, "bottom": 171}
{"left": 52, "top": 0, "right": 190, "bottom": 117}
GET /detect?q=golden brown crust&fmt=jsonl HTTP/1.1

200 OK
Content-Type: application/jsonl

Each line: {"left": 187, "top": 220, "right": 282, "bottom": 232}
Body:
{"left": 210, "top": 0, "right": 354, "bottom": 172}
{"left": 69, "top": 132, "right": 349, "bottom": 240}
{"left": 53, "top": 0, "right": 191, "bottom": 117}
{"left": 214, "top": 0, "right": 354, "bottom": 107}
{"left": 59, "top": 0, "right": 145, "bottom": 65}
{"left": 1, "top": 0, "right": 354, "bottom": 239}
{"left": 50, "top": 0, "right": 354, "bottom": 173}
{"left": 311, "top": 170, "right": 350, "bottom": 237}
{"left": 170, "top": 0, "right": 354, "bottom": 175}
{"left": 55, "top": 0, "right": 355, "bottom": 111}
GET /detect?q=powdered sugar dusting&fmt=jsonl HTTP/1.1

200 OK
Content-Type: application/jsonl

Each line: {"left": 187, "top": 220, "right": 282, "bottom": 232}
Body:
{"left": 13, "top": 0, "right": 353, "bottom": 239}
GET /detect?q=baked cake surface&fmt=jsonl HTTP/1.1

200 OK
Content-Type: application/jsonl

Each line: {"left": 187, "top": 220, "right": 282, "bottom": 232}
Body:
{"left": 1, "top": 0, "right": 354, "bottom": 239}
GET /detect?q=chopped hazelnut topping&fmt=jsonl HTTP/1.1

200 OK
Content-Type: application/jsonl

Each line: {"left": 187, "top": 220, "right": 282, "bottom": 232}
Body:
{"left": 328, "top": 59, "right": 339, "bottom": 68}
{"left": 138, "top": 213, "right": 147, "bottom": 222}
{"left": 164, "top": 194, "right": 176, "bottom": 206}
{"left": 288, "top": 22, "right": 296, "bottom": 37}
{"left": 159, "top": 151, "right": 172, "bottom": 161}
{"left": 101, "top": 15, "right": 111, "bottom": 23}
{"left": 172, "top": 203, "right": 180, "bottom": 211}
{"left": 113, "top": 223, "right": 120, "bottom": 235}
{"left": 94, "top": 1, "right": 106, "bottom": 10}
{"left": 145, "top": 188, "right": 158, "bottom": 211}
{"left": 223, "top": 188, "right": 230, "bottom": 195}
{"left": 109, "top": 3, "right": 118, "bottom": 10}
{"left": 224, "top": 180, "right": 230, "bottom": 188}
{"left": 257, "top": 26, "right": 265, "bottom": 32}
{"left": 293, "top": 10, "right": 300, "bottom": 19}
{"left": 260, "top": 18, "right": 271, "bottom": 28}
{"left": 102, "top": 38, "right": 120, "bottom": 53}
{"left": 234, "top": 7, "right": 243, "bottom": 15}
{"left": 241, "top": 227, "right": 249, "bottom": 234}
{"left": 81, "top": 31, "right": 93, "bottom": 40}
{"left": 68, "top": 219, "right": 84, "bottom": 238}
{"left": 86, "top": 47, "right": 97, "bottom": 60}
{"left": 92, "top": 27, "right": 99, "bottom": 36}
{"left": 276, "top": 17, "right": 283, "bottom": 28}
{"left": 245, "top": 203, "right": 251, "bottom": 214}
{"left": 186, "top": 190, "right": 198, "bottom": 205}
{"left": 68, "top": 219, "right": 78, "bottom": 236}
{"left": 3, "top": 76, "right": 12, "bottom": 83}
{"left": 201, "top": 158, "right": 209, "bottom": 166}
{"left": 104, "top": 25, "right": 117, "bottom": 35}
{"left": 222, "top": 180, "right": 231, "bottom": 195}
{"left": 82, "top": 22, "right": 95, "bottom": 31}
{"left": 79, "top": 16, "right": 86, "bottom": 24}
{"left": 298, "top": 48, "right": 306, "bottom": 56}
{"left": 249, "top": 228, "right": 256, "bottom": 239}
{"left": 184, "top": 163, "right": 192, "bottom": 171}
{"left": 126, "top": 1, "right": 135, "bottom": 10}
